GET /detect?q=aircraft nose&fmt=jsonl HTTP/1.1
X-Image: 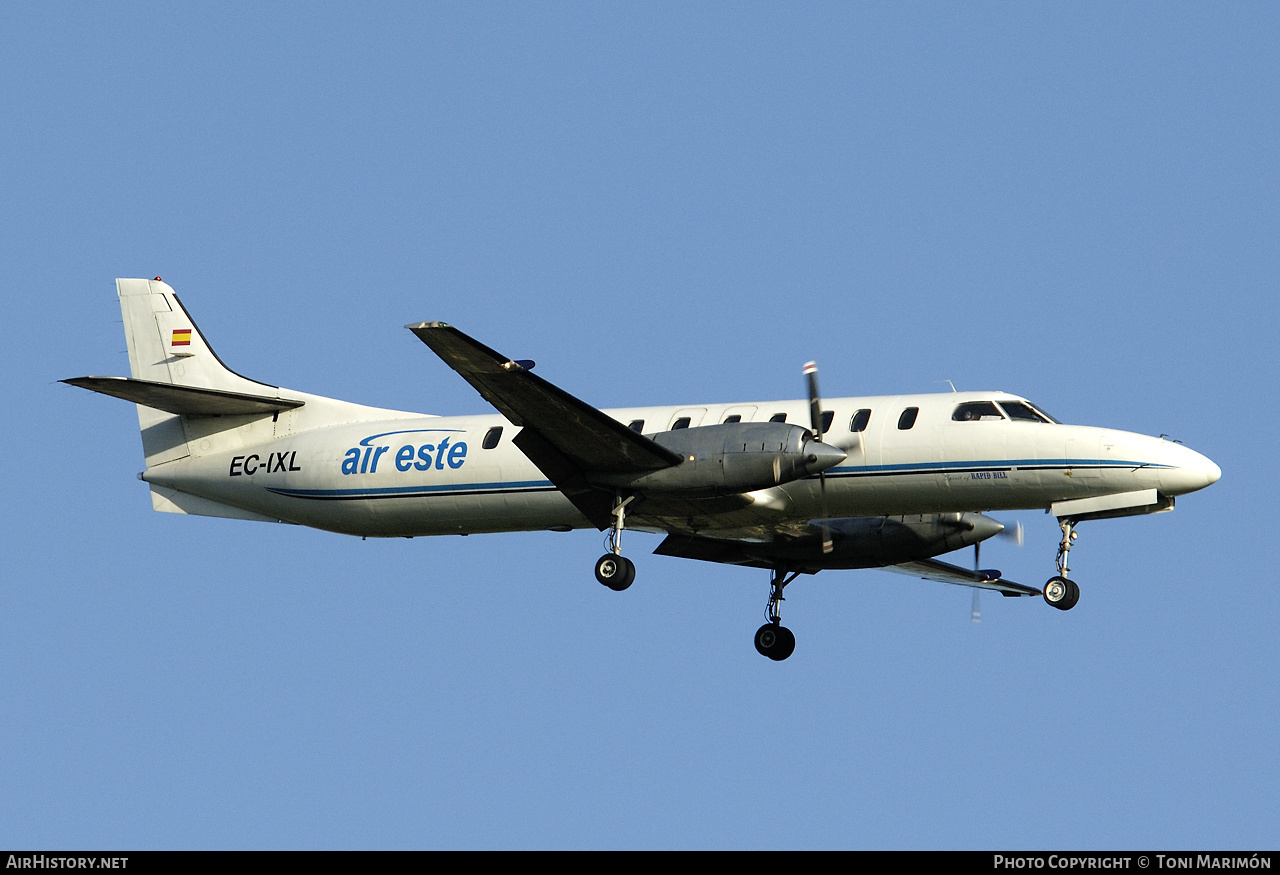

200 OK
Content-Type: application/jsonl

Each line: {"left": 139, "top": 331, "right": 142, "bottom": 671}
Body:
{"left": 805, "top": 440, "right": 847, "bottom": 474}
{"left": 1203, "top": 455, "right": 1222, "bottom": 487}
{"left": 1160, "top": 441, "right": 1222, "bottom": 494}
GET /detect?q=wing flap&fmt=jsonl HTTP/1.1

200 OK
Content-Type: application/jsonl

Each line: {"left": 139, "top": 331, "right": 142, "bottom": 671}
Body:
{"left": 63, "top": 376, "right": 304, "bottom": 417}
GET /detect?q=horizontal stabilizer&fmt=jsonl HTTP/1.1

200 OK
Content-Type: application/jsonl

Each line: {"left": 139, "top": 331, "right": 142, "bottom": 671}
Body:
{"left": 62, "top": 376, "right": 304, "bottom": 417}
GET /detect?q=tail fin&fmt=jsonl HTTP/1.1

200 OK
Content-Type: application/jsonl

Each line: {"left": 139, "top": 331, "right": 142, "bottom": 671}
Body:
{"left": 118, "top": 277, "right": 272, "bottom": 394}
{"left": 111, "top": 278, "right": 293, "bottom": 468}
{"left": 69, "top": 278, "right": 419, "bottom": 475}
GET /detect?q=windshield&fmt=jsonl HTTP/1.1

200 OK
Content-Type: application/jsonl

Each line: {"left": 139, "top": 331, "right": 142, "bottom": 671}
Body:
{"left": 997, "top": 400, "right": 1060, "bottom": 423}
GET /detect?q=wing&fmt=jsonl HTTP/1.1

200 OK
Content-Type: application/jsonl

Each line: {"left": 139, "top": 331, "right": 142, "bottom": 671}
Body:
{"left": 405, "top": 321, "right": 683, "bottom": 527}
{"left": 885, "top": 559, "right": 1041, "bottom": 597}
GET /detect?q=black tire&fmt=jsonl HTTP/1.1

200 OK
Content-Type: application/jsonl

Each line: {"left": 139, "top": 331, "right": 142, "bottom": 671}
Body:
{"left": 1060, "top": 578, "right": 1080, "bottom": 611}
{"left": 754, "top": 623, "right": 796, "bottom": 661}
{"left": 594, "top": 554, "right": 635, "bottom": 591}
{"left": 1044, "top": 575, "right": 1079, "bottom": 611}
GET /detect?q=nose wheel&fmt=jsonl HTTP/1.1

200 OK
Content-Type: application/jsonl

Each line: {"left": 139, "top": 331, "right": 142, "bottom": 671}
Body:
{"left": 1044, "top": 518, "right": 1081, "bottom": 611}
{"left": 1043, "top": 575, "right": 1080, "bottom": 610}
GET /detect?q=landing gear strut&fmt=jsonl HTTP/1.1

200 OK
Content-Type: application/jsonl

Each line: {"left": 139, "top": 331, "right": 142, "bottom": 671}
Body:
{"left": 755, "top": 567, "right": 799, "bottom": 660}
{"left": 595, "top": 494, "right": 636, "bottom": 591}
{"left": 1044, "top": 517, "right": 1081, "bottom": 611}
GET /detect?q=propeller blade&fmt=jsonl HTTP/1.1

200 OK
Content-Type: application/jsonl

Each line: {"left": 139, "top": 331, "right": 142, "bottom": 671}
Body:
{"left": 972, "top": 542, "right": 982, "bottom": 622}
{"left": 998, "top": 519, "right": 1025, "bottom": 547}
{"left": 804, "top": 361, "right": 833, "bottom": 553}
{"left": 819, "top": 471, "right": 833, "bottom": 554}
{"left": 804, "top": 361, "right": 823, "bottom": 440}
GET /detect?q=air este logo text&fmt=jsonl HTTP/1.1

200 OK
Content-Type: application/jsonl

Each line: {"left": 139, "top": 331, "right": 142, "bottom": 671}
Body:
{"left": 340, "top": 429, "right": 469, "bottom": 476}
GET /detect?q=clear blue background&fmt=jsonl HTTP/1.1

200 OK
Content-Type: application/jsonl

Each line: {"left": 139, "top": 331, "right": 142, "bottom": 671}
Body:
{"left": 3, "top": 2, "right": 1274, "bottom": 849}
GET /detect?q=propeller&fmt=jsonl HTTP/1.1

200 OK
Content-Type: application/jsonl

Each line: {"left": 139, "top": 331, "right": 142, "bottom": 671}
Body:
{"left": 971, "top": 520, "right": 1024, "bottom": 623}
{"left": 1000, "top": 519, "right": 1025, "bottom": 548}
{"left": 804, "top": 361, "right": 835, "bottom": 554}
{"left": 972, "top": 541, "right": 982, "bottom": 622}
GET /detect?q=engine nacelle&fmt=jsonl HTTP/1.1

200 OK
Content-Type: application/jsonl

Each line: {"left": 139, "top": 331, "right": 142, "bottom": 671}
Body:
{"left": 818, "top": 513, "right": 1004, "bottom": 568}
{"left": 594, "top": 422, "right": 846, "bottom": 497}
{"left": 655, "top": 512, "right": 1005, "bottom": 572}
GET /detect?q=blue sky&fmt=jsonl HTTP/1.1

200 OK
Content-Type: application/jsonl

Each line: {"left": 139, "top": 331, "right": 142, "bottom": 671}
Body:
{"left": 3, "top": 3, "right": 1276, "bottom": 849}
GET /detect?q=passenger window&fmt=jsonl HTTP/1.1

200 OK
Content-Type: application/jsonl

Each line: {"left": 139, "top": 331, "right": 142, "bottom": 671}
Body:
{"left": 722, "top": 414, "right": 742, "bottom": 424}
{"left": 482, "top": 426, "right": 503, "bottom": 449}
{"left": 821, "top": 410, "right": 834, "bottom": 434}
{"left": 952, "top": 401, "right": 1005, "bottom": 422}
{"left": 671, "top": 417, "right": 691, "bottom": 430}
{"left": 898, "top": 407, "right": 919, "bottom": 430}
{"left": 628, "top": 420, "right": 644, "bottom": 432}
{"left": 849, "top": 409, "right": 871, "bottom": 432}
{"left": 769, "top": 413, "right": 787, "bottom": 423}
{"left": 997, "top": 401, "right": 1049, "bottom": 423}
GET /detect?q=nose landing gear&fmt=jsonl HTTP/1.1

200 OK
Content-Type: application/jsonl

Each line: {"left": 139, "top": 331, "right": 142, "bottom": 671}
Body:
{"left": 1044, "top": 517, "right": 1081, "bottom": 611}
{"left": 755, "top": 567, "right": 800, "bottom": 660}
{"left": 1044, "top": 575, "right": 1080, "bottom": 610}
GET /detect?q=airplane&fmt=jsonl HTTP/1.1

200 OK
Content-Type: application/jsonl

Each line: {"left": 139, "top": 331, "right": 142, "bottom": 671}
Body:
{"left": 65, "top": 278, "right": 1222, "bottom": 660}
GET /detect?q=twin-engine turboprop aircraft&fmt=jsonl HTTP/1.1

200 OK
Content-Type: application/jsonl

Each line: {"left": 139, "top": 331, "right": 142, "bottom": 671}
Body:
{"left": 66, "top": 279, "right": 1221, "bottom": 660}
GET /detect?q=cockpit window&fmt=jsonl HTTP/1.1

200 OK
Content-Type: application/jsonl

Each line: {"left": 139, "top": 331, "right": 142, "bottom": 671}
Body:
{"left": 1037, "top": 406, "right": 1061, "bottom": 424}
{"left": 952, "top": 401, "right": 1005, "bottom": 422}
{"left": 997, "top": 401, "right": 1050, "bottom": 423}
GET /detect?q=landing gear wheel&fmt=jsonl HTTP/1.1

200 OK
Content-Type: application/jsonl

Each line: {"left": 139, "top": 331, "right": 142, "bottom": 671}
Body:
{"left": 595, "top": 554, "right": 635, "bottom": 591}
{"left": 1044, "top": 575, "right": 1080, "bottom": 611}
{"left": 754, "top": 623, "right": 796, "bottom": 661}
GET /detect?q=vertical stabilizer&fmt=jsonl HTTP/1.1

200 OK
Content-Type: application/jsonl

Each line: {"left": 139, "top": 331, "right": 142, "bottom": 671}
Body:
{"left": 116, "top": 278, "right": 284, "bottom": 467}
{"left": 117, "top": 278, "right": 276, "bottom": 394}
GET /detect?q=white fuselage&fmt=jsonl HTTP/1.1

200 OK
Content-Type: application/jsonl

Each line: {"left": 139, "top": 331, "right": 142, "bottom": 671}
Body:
{"left": 142, "top": 389, "right": 1220, "bottom": 540}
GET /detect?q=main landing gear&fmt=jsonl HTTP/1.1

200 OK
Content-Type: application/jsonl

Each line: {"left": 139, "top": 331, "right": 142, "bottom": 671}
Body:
{"left": 591, "top": 496, "right": 799, "bottom": 660}
{"left": 755, "top": 567, "right": 799, "bottom": 661}
{"left": 1044, "top": 517, "right": 1081, "bottom": 611}
{"left": 594, "top": 495, "right": 636, "bottom": 592}
{"left": 594, "top": 553, "right": 635, "bottom": 591}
